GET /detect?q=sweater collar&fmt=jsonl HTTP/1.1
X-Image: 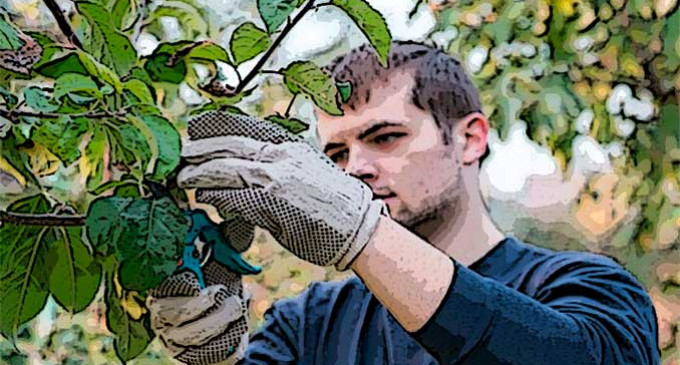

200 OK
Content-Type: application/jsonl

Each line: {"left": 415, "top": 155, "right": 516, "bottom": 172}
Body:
{"left": 468, "top": 235, "right": 528, "bottom": 277}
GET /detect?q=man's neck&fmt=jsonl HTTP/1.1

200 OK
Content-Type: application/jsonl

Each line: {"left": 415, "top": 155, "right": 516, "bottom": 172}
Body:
{"left": 413, "top": 186, "right": 505, "bottom": 267}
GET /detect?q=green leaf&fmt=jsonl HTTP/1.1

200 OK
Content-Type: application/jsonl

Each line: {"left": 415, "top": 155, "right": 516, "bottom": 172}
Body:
{"left": 158, "top": 41, "right": 231, "bottom": 65}
{"left": 47, "top": 226, "right": 101, "bottom": 313}
{"left": 265, "top": 114, "right": 309, "bottom": 134}
{"left": 0, "top": 195, "right": 54, "bottom": 341}
{"left": 128, "top": 66, "right": 154, "bottom": 86}
{"left": 0, "top": 85, "right": 18, "bottom": 107}
{"left": 35, "top": 53, "right": 87, "bottom": 78}
{"left": 143, "top": 53, "right": 187, "bottom": 84}
{"left": 229, "top": 22, "right": 271, "bottom": 65}
{"left": 77, "top": 52, "right": 124, "bottom": 93}
{"left": 109, "top": 122, "right": 152, "bottom": 172}
{"left": 86, "top": 196, "right": 188, "bottom": 291}
{"left": 662, "top": 9, "right": 680, "bottom": 69}
{"left": 116, "top": 198, "right": 187, "bottom": 291}
{"left": 0, "top": 115, "right": 10, "bottom": 138}
{"left": 114, "top": 183, "right": 142, "bottom": 198}
{"left": 143, "top": 1, "right": 208, "bottom": 40}
{"left": 184, "top": 42, "right": 231, "bottom": 63}
{"left": 0, "top": 14, "right": 24, "bottom": 50}
{"left": 331, "top": 0, "right": 391, "bottom": 67}
{"left": 129, "top": 113, "right": 181, "bottom": 180}
{"left": 0, "top": 131, "right": 38, "bottom": 187}
{"left": 336, "top": 81, "right": 352, "bottom": 103}
{"left": 145, "top": 115, "right": 181, "bottom": 180}
{"left": 110, "top": 0, "right": 132, "bottom": 30}
{"left": 104, "top": 282, "right": 152, "bottom": 362}
{"left": 283, "top": 61, "right": 342, "bottom": 115}
{"left": 32, "top": 116, "right": 88, "bottom": 166}
{"left": 35, "top": 51, "right": 123, "bottom": 93}
{"left": 123, "top": 79, "right": 154, "bottom": 104}
{"left": 258, "top": 0, "right": 298, "bottom": 33}
{"left": 188, "top": 103, "right": 246, "bottom": 116}
{"left": 89, "top": 178, "right": 138, "bottom": 195}
{"left": 83, "top": 125, "right": 108, "bottom": 191}
{"left": 53, "top": 73, "right": 101, "bottom": 101}
{"left": 154, "top": 40, "right": 194, "bottom": 55}
{"left": 85, "top": 196, "right": 133, "bottom": 257}
{"left": 77, "top": 1, "right": 137, "bottom": 76}
{"left": 658, "top": 103, "right": 680, "bottom": 147}
{"left": 25, "top": 31, "right": 63, "bottom": 70}
{"left": 23, "top": 87, "right": 59, "bottom": 112}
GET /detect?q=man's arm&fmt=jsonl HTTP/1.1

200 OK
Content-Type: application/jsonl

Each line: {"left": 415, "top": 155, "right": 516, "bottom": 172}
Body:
{"left": 351, "top": 216, "right": 660, "bottom": 364}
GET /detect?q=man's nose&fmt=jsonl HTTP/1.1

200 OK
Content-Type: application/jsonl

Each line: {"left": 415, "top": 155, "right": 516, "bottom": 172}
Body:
{"left": 346, "top": 148, "right": 378, "bottom": 183}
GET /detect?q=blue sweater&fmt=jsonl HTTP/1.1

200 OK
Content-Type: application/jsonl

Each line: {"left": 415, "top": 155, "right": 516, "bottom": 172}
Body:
{"left": 239, "top": 237, "right": 660, "bottom": 364}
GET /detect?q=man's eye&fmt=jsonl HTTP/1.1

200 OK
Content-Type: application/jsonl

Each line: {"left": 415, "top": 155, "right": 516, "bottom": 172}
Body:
{"left": 373, "top": 133, "right": 406, "bottom": 145}
{"left": 329, "top": 150, "right": 348, "bottom": 163}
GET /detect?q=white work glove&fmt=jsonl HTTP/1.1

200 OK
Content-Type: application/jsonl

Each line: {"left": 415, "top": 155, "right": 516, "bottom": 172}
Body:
{"left": 177, "top": 111, "right": 387, "bottom": 270}
{"left": 147, "top": 262, "right": 250, "bottom": 365}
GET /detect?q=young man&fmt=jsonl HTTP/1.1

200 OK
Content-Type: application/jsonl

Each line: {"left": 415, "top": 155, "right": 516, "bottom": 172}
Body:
{"left": 148, "top": 41, "right": 660, "bottom": 364}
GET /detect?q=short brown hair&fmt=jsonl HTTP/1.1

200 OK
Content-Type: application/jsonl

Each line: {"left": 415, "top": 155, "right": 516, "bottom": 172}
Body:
{"left": 323, "top": 41, "right": 482, "bottom": 145}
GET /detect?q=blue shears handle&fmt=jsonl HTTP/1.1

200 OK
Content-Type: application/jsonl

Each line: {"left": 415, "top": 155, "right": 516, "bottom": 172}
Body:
{"left": 177, "top": 210, "right": 261, "bottom": 289}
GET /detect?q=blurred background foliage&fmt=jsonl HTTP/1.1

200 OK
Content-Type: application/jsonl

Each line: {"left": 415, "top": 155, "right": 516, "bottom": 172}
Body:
{"left": 0, "top": 0, "right": 679, "bottom": 363}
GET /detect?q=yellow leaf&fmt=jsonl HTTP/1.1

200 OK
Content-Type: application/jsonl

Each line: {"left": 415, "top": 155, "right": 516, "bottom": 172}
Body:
{"left": 592, "top": 82, "right": 611, "bottom": 101}
{"left": 26, "top": 144, "right": 59, "bottom": 177}
{"left": 554, "top": 149, "right": 567, "bottom": 172}
{"left": 554, "top": 0, "right": 575, "bottom": 17}
{"left": 537, "top": 0, "right": 551, "bottom": 20}
{"left": 576, "top": 6, "right": 596, "bottom": 30}
{"left": 573, "top": 81, "right": 591, "bottom": 100}
{"left": 0, "top": 155, "right": 26, "bottom": 186}
{"left": 621, "top": 54, "right": 645, "bottom": 79}
{"left": 113, "top": 270, "right": 123, "bottom": 298}
{"left": 600, "top": 45, "right": 618, "bottom": 72}
{"left": 121, "top": 291, "right": 147, "bottom": 320}
{"left": 655, "top": 0, "right": 678, "bottom": 17}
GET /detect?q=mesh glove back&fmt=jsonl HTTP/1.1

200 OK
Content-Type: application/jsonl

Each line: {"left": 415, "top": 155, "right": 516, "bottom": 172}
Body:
{"left": 149, "top": 262, "right": 248, "bottom": 365}
{"left": 187, "top": 111, "right": 301, "bottom": 143}
{"left": 182, "top": 111, "right": 385, "bottom": 270}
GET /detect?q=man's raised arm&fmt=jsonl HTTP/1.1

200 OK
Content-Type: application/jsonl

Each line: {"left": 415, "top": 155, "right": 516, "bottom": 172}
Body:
{"left": 352, "top": 215, "right": 660, "bottom": 364}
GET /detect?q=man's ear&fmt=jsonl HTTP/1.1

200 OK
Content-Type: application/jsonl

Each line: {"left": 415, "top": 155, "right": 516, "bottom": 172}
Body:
{"left": 458, "top": 112, "right": 489, "bottom": 166}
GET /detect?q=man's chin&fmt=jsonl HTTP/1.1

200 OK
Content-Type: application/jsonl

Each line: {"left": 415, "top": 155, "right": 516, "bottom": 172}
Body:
{"left": 392, "top": 207, "right": 440, "bottom": 230}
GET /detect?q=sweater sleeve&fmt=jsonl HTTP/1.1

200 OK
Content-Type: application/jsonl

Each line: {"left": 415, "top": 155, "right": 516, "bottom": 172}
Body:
{"left": 411, "top": 255, "right": 660, "bottom": 365}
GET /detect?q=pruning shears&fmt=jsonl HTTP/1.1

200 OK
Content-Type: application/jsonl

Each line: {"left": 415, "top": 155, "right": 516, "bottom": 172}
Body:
{"left": 177, "top": 209, "right": 261, "bottom": 289}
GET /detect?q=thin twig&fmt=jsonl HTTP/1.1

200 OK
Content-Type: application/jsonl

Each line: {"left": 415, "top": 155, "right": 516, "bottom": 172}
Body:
{"left": 310, "top": 3, "right": 334, "bottom": 11}
{"left": 43, "top": 0, "right": 83, "bottom": 50}
{"left": 131, "top": 0, "right": 150, "bottom": 44}
{"left": 233, "top": 0, "right": 316, "bottom": 94}
{"left": 260, "top": 70, "right": 283, "bottom": 75}
{"left": 0, "top": 211, "right": 86, "bottom": 226}
{"left": 284, "top": 94, "right": 296, "bottom": 117}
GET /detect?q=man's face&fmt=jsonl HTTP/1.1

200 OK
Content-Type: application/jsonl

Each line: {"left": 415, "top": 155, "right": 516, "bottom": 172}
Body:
{"left": 317, "top": 71, "right": 464, "bottom": 228}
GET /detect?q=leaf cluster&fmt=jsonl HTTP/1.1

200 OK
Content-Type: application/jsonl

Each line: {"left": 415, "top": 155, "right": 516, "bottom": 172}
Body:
{"left": 0, "top": 0, "right": 391, "bottom": 362}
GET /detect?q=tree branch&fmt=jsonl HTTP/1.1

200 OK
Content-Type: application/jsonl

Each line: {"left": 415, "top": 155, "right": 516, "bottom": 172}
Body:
{"left": 0, "top": 109, "right": 127, "bottom": 121}
{"left": 232, "top": 0, "right": 316, "bottom": 95}
{"left": 0, "top": 211, "right": 85, "bottom": 226}
{"left": 43, "top": 0, "right": 83, "bottom": 50}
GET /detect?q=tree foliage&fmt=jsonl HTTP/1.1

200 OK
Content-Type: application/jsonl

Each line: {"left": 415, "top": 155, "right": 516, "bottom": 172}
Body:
{"left": 0, "top": 0, "right": 391, "bottom": 362}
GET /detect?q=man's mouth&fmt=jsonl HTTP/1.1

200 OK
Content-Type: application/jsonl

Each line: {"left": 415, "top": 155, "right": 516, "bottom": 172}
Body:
{"left": 374, "top": 192, "right": 397, "bottom": 200}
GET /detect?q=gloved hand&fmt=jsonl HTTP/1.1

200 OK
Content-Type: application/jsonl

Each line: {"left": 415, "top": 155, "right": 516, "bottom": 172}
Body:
{"left": 176, "top": 111, "right": 387, "bottom": 270}
{"left": 147, "top": 261, "right": 250, "bottom": 365}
